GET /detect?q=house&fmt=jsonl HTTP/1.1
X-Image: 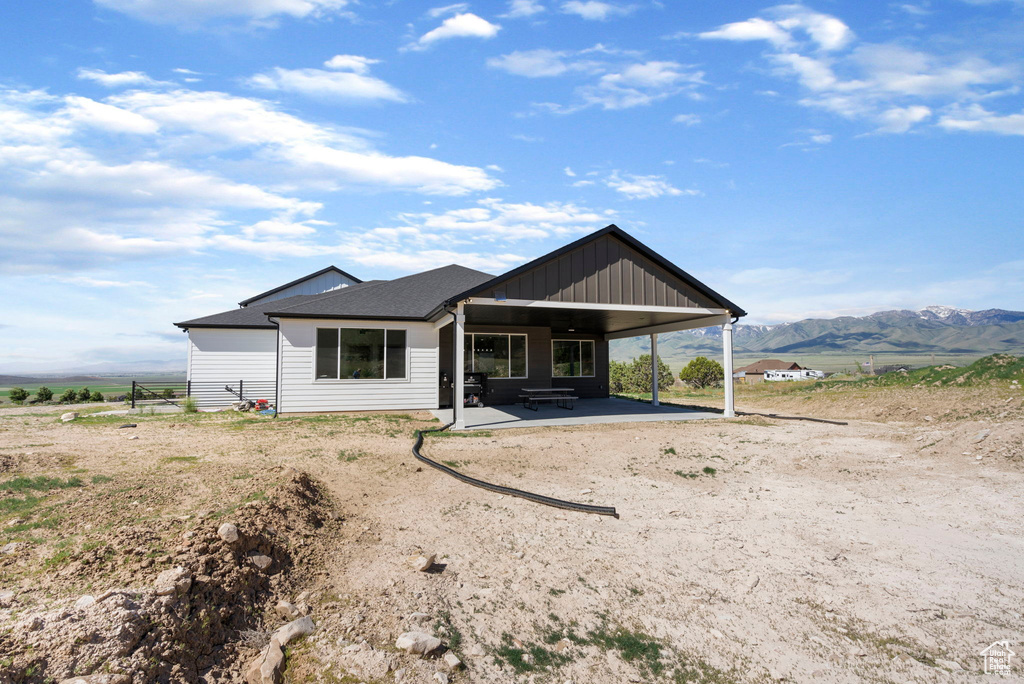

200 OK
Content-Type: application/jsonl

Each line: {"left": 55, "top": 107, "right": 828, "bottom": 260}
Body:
{"left": 174, "top": 225, "right": 746, "bottom": 427}
{"left": 733, "top": 359, "right": 802, "bottom": 384}
{"left": 764, "top": 368, "right": 825, "bottom": 382}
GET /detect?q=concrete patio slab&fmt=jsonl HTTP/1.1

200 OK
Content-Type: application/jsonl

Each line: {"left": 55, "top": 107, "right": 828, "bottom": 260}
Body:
{"left": 431, "top": 397, "right": 721, "bottom": 430}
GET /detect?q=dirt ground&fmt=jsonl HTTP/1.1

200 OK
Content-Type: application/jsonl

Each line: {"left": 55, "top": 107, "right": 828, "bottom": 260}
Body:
{"left": 1, "top": 383, "right": 1023, "bottom": 683}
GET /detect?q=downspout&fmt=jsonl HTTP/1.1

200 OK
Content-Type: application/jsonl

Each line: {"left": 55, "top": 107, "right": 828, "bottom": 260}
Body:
{"left": 270, "top": 317, "right": 281, "bottom": 418}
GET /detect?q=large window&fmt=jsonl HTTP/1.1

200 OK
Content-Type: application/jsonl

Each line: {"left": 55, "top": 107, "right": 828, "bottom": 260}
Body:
{"left": 552, "top": 340, "right": 595, "bottom": 377}
{"left": 464, "top": 333, "right": 527, "bottom": 379}
{"left": 316, "top": 328, "right": 407, "bottom": 380}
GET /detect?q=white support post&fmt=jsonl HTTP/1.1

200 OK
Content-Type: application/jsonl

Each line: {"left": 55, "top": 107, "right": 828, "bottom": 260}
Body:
{"left": 453, "top": 302, "right": 466, "bottom": 430}
{"left": 723, "top": 320, "right": 735, "bottom": 418}
{"left": 650, "top": 332, "right": 659, "bottom": 407}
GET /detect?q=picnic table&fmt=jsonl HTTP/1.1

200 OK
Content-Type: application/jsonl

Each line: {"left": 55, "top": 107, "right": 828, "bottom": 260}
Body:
{"left": 519, "top": 387, "right": 577, "bottom": 411}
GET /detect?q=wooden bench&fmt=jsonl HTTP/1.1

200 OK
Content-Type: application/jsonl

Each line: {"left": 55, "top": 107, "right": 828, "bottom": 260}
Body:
{"left": 518, "top": 394, "right": 578, "bottom": 411}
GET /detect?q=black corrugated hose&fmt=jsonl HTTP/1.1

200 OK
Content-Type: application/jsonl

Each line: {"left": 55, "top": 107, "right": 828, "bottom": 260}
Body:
{"left": 413, "top": 423, "right": 619, "bottom": 518}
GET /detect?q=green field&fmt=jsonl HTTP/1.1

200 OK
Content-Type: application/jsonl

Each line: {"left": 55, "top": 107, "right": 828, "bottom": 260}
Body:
{"left": 0, "top": 374, "right": 185, "bottom": 403}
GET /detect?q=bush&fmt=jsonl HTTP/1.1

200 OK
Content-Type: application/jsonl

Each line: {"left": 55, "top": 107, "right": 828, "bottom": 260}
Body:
{"left": 8, "top": 387, "right": 29, "bottom": 404}
{"left": 76, "top": 387, "right": 92, "bottom": 402}
{"left": 161, "top": 388, "right": 176, "bottom": 399}
{"left": 678, "top": 356, "right": 724, "bottom": 389}
{"left": 90, "top": 391, "right": 105, "bottom": 402}
{"left": 59, "top": 388, "right": 78, "bottom": 403}
{"left": 609, "top": 354, "right": 675, "bottom": 394}
{"left": 182, "top": 397, "right": 198, "bottom": 413}
{"left": 35, "top": 386, "right": 53, "bottom": 402}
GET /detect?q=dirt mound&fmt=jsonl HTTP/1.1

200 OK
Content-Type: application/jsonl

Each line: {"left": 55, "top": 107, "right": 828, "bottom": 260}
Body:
{"left": 0, "top": 468, "right": 337, "bottom": 684}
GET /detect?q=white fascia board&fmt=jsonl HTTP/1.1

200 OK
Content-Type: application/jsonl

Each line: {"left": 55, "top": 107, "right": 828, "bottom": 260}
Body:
{"left": 465, "top": 297, "right": 728, "bottom": 317}
{"left": 433, "top": 313, "right": 454, "bottom": 330}
{"left": 604, "top": 314, "right": 731, "bottom": 340}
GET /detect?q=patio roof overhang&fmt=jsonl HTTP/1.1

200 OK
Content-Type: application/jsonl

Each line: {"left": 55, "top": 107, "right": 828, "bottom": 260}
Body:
{"left": 442, "top": 297, "right": 732, "bottom": 339}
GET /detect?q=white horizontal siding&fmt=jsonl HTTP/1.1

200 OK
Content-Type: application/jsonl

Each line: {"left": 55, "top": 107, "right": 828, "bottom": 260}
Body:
{"left": 278, "top": 318, "right": 438, "bottom": 413}
{"left": 247, "top": 271, "right": 357, "bottom": 306}
{"left": 187, "top": 329, "right": 278, "bottom": 406}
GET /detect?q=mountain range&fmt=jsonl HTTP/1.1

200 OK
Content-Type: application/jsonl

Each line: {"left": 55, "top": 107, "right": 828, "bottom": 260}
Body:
{"left": 611, "top": 306, "right": 1024, "bottom": 360}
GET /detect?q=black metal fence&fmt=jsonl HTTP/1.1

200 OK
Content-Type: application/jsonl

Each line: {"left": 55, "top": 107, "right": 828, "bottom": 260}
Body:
{"left": 130, "top": 380, "right": 277, "bottom": 409}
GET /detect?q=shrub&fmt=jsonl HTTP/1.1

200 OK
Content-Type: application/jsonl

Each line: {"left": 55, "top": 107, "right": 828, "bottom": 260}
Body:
{"left": 182, "top": 397, "right": 198, "bottom": 413}
{"left": 678, "top": 356, "right": 724, "bottom": 389}
{"left": 90, "top": 391, "right": 105, "bottom": 402}
{"left": 35, "top": 386, "right": 53, "bottom": 402}
{"left": 76, "top": 387, "right": 92, "bottom": 402}
{"left": 609, "top": 354, "right": 675, "bottom": 394}
{"left": 161, "top": 388, "right": 176, "bottom": 399}
{"left": 8, "top": 387, "right": 29, "bottom": 404}
{"left": 59, "top": 388, "right": 78, "bottom": 403}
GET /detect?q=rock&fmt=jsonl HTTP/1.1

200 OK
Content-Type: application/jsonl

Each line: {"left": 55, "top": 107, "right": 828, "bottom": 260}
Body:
{"left": 467, "top": 643, "right": 487, "bottom": 657}
{"left": 924, "top": 416, "right": 933, "bottom": 421}
{"left": 1, "top": 542, "right": 21, "bottom": 555}
{"left": 274, "top": 616, "right": 315, "bottom": 647}
{"left": 246, "top": 637, "right": 285, "bottom": 684}
{"left": 553, "top": 638, "right": 571, "bottom": 653}
{"left": 59, "top": 676, "right": 131, "bottom": 684}
{"left": 433, "top": 673, "right": 449, "bottom": 684}
{"left": 443, "top": 652, "right": 463, "bottom": 670}
{"left": 971, "top": 430, "right": 991, "bottom": 444}
{"left": 276, "top": 601, "right": 301, "bottom": 620}
{"left": 407, "top": 611, "right": 432, "bottom": 624}
{"left": 412, "top": 554, "right": 435, "bottom": 572}
{"left": 153, "top": 566, "right": 192, "bottom": 596}
{"left": 395, "top": 631, "right": 442, "bottom": 655}
{"left": 127, "top": 435, "right": 139, "bottom": 440}
{"left": 75, "top": 595, "right": 96, "bottom": 609}
{"left": 60, "top": 412, "right": 79, "bottom": 422}
{"left": 0, "top": 590, "right": 14, "bottom": 607}
{"left": 936, "top": 658, "right": 962, "bottom": 670}
{"left": 249, "top": 553, "right": 273, "bottom": 571}
{"left": 218, "top": 523, "right": 240, "bottom": 543}
{"left": 710, "top": 628, "right": 724, "bottom": 639}
{"left": 338, "top": 644, "right": 394, "bottom": 680}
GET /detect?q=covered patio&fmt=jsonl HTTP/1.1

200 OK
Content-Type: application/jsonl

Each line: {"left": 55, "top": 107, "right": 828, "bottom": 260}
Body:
{"left": 432, "top": 396, "right": 721, "bottom": 430}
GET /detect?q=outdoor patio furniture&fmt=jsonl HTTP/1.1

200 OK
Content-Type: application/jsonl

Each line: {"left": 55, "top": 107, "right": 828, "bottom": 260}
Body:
{"left": 519, "top": 387, "right": 577, "bottom": 411}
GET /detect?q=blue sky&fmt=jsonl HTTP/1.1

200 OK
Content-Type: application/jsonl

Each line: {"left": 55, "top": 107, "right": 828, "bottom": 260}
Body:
{"left": 1, "top": 0, "right": 1022, "bottom": 372}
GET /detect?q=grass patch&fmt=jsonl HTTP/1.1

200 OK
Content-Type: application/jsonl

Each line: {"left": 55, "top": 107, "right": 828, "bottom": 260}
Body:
{"left": 161, "top": 455, "right": 199, "bottom": 464}
{"left": 702, "top": 466, "right": 716, "bottom": 476}
{"left": 587, "top": 625, "right": 665, "bottom": 676}
{"left": 1, "top": 476, "right": 84, "bottom": 494}
{"left": 90, "top": 475, "right": 113, "bottom": 484}
{"left": 662, "top": 447, "right": 677, "bottom": 455}
{"left": 337, "top": 449, "right": 368, "bottom": 462}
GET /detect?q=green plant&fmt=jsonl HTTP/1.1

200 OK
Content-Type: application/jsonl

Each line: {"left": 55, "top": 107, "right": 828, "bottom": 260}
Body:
{"left": 90, "top": 391, "right": 105, "bottom": 402}
{"left": 678, "top": 356, "right": 724, "bottom": 389}
{"left": 35, "top": 386, "right": 53, "bottom": 402}
{"left": 609, "top": 354, "right": 675, "bottom": 394}
{"left": 8, "top": 387, "right": 28, "bottom": 404}
{"left": 60, "top": 388, "right": 78, "bottom": 403}
{"left": 182, "top": 397, "right": 198, "bottom": 413}
{"left": 77, "top": 387, "right": 92, "bottom": 402}
{"left": 161, "top": 388, "right": 175, "bottom": 399}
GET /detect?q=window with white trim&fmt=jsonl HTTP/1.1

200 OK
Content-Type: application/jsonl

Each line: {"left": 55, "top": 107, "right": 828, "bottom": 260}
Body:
{"left": 315, "top": 328, "right": 407, "bottom": 380}
{"left": 463, "top": 333, "right": 528, "bottom": 379}
{"left": 552, "top": 340, "right": 595, "bottom": 377}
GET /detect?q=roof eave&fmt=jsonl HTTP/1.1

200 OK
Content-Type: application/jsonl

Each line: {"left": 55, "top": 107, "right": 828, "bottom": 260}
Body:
{"left": 237, "top": 265, "right": 363, "bottom": 307}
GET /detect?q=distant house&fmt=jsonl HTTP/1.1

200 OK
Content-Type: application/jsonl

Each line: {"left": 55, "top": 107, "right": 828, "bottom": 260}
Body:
{"left": 174, "top": 225, "right": 746, "bottom": 426}
{"left": 764, "top": 369, "right": 825, "bottom": 382}
{"left": 733, "top": 359, "right": 802, "bottom": 384}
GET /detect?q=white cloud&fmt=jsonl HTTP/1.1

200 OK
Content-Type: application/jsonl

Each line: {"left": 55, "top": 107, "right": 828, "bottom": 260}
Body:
{"left": 490, "top": 47, "right": 706, "bottom": 112}
{"left": 560, "top": 1, "right": 634, "bottom": 21}
{"left": 428, "top": 3, "right": 469, "bottom": 18}
{"left": 564, "top": 166, "right": 576, "bottom": 176}
{"left": 63, "top": 96, "right": 160, "bottom": 134}
{"left": 938, "top": 104, "right": 1024, "bottom": 135}
{"left": 701, "top": 5, "right": 1020, "bottom": 135}
{"left": 323, "top": 54, "right": 379, "bottom": 74}
{"left": 875, "top": 105, "right": 931, "bottom": 133}
{"left": 76, "top": 68, "right": 161, "bottom": 88}
{"left": 487, "top": 49, "right": 574, "bottom": 78}
{"left": 672, "top": 113, "right": 701, "bottom": 125}
{"left": 407, "top": 13, "right": 501, "bottom": 50}
{"left": 93, "top": 0, "right": 352, "bottom": 25}
{"left": 604, "top": 171, "right": 698, "bottom": 199}
{"left": 246, "top": 65, "right": 407, "bottom": 103}
{"left": 502, "top": 0, "right": 545, "bottom": 18}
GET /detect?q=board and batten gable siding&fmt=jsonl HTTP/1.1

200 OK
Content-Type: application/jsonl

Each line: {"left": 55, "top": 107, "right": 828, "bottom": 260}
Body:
{"left": 187, "top": 329, "right": 278, "bottom": 405}
{"left": 475, "top": 234, "right": 720, "bottom": 309}
{"left": 278, "top": 318, "right": 439, "bottom": 413}
{"left": 245, "top": 270, "right": 357, "bottom": 307}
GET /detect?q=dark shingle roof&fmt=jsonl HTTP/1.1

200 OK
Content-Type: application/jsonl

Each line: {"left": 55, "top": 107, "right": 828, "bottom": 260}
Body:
{"left": 174, "top": 281, "right": 385, "bottom": 329}
{"left": 267, "top": 265, "right": 494, "bottom": 320}
{"left": 174, "top": 266, "right": 492, "bottom": 329}
{"left": 736, "top": 359, "right": 802, "bottom": 374}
